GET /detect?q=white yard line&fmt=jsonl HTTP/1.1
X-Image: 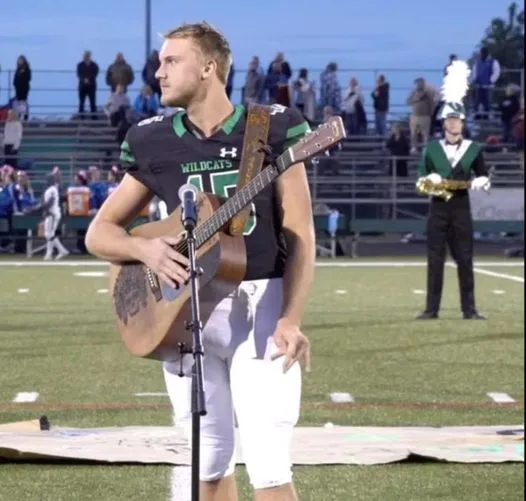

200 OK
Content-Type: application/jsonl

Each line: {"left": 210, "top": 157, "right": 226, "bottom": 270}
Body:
{"left": 169, "top": 466, "right": 191, "bottom": 501}
{"left": 12, "top": 392, "right": 39, "bottom": 403}
{"left": 472, "top": 267, "right": 524, "bottom": 283}
{"left": 487, "top": 392, "right": 516, "bottom": 403}
{"left": 168, "top": 412, "right": 191, "bottom": 501}
{"left": 445, "top": 262, "right": 524, "bottom": 283}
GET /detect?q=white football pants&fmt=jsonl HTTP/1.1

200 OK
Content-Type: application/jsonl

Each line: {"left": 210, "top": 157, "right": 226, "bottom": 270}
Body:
{"left": 44, "top": 215, "right": 60, "bottom": 240}
{"left": 43, "top": 215, "right": 68, "bottom": 258}
{"left": 163, "top": 278, "right": 302, "bottom": 490}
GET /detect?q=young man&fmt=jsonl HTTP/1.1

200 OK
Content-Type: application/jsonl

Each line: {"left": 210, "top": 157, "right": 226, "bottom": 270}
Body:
{"left": 415, "top": 99, "right": 489, "bottom": 320}
{"left": 85, "top": 22, "right": 314, "bottom": 501}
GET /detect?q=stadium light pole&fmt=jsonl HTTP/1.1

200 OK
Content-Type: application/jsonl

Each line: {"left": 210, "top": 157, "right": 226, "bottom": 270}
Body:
{"left": 146, "top": 0, "right": 152, "bottom": 61}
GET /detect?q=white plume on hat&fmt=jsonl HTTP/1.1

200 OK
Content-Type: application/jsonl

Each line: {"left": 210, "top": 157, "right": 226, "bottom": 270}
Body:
{"left": 440, "top": 60, "right": 471, "bottom": 119}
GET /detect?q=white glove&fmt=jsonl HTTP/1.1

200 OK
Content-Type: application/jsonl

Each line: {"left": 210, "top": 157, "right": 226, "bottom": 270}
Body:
{"left": 425, "top": 173, "right": 442, "bottom": 185}
{"left": 471, "top": 176, "right": 491, "bottom": 191}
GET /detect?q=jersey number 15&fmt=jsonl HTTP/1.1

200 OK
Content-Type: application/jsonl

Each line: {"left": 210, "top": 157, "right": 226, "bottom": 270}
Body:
{"left": 187, "top": 171, "right": 257, "bottom": 236}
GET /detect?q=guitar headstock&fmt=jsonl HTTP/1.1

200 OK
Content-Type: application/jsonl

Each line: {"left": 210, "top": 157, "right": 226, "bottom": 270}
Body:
{"left": 287, "top": 116, "right": 346, "bottom": 165}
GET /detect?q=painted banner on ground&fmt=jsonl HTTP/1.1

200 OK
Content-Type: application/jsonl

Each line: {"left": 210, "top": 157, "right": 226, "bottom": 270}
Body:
{"left": 0, "top": 425, "right": 523, "bottom": 465}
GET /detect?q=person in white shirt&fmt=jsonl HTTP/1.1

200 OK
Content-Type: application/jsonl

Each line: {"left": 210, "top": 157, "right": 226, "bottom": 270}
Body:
{"left": 2, "top": 110, "right": 23, "bottom": 169}
{"left": 41, "top": 174, "right": 69, "bottom": 260}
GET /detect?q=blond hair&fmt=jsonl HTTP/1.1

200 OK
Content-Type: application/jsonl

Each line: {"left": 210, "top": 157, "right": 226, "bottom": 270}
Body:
{"left": 163, "top": 22, "right": 232, "bottom": 84}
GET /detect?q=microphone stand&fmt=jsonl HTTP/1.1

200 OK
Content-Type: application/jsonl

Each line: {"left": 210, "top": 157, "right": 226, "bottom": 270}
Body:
{"left": 179, "top": 201, "right": 207, "bottom": 501}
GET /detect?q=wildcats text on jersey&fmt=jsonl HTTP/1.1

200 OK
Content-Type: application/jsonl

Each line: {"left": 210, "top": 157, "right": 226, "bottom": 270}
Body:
{"left": 180, "top": 159, "right": 234, "bottom": 174}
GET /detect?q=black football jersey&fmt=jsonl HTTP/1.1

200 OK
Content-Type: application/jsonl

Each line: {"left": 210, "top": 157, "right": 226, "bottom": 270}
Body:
{"left": 120, "top": 104, "right": 311, "bottom": 280}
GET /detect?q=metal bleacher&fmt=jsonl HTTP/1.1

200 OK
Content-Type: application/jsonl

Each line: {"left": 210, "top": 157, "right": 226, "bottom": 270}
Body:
{"left": 17, "top": 113, "right": 120, "bottom": 195}
{"left": 2, "top": 105, "right": 523, "bottom": 258}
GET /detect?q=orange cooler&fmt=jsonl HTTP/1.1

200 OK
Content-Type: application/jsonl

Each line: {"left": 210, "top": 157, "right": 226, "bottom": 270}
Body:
{"left": 67, "top": 186, "right": 90, "bottom": 216}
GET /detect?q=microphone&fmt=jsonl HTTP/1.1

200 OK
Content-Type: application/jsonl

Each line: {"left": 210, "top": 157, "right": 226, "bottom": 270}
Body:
{"left": 178, "top": 183, "right": 199, "bottom": 231}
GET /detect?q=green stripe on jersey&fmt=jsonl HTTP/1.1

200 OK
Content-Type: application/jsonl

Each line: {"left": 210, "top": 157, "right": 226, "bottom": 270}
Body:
{"left": 120, "top": 141, "right": 135, "bottom": 165}
{"left": 283, "top": 121, "right": 311, "bottom": 150}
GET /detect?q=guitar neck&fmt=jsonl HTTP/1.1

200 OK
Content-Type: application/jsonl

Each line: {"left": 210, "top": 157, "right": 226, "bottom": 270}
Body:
{"left": 194, "top": 162, "right": 280, "bottom": 247}
{"left": 190, "top": 114, "right": 347, "bottom": 248}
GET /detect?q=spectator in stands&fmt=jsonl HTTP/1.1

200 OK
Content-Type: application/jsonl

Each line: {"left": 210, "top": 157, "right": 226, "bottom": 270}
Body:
{"left": 316, "top": 106, "right": 342, "bottom": 175}
{"left": 74, "top": 169, "right": 89, "bottom": 188}
{"left": 371, "top": 74, "right": 389, "bottom": 136}
{"left": 444, "top": 54, "right": 457, "bottom": 75}
{"left": 343, "top": 77, "right": 365, "bottom": 135}
{"left": 243, "top": 59, "right": 265, "bottom": 105}
{"left": 0, "top": 164, "right": 21, "bottom": 214}
{"left": 77, "top": 50, "right": 99, "bottom": 116}
{"left": 267, "top": 52, "right": 292, "bottom": 81}
{"left": 385, "top": 122, "right": 410, "bottom": 178}
{"left": 275, "top": 76, "right": 292, "bottom": 107}
{"left": 498, "top": 84, "right": 520, "bottom": 146}
{"left": 88, "top": 166, "right": 107, "bottom": 212}
{"left": 319, "top": 62, "right": 341, "bottom": 113}
{"left": 265, "top": 61, "right": 289, "bottom": 105}
{"left": 142, "top": 50, "right": 161, "bottom": 99}
{"left": 470, "top": 47, "right": 500, "bottom": 120}
{"left": 16, "top": 170, "right": 36, "bottom": 210}
{"left": 71, "top": 170, "right": 90, "bottom": 253}
{"left": 512, "top": 97, "right": 524, "bottom": 152}
{"left": 0, "top": 165, "right": 16, "bottom": 250}
{"left": 2, "top": 110, "right": 23, "bottom": 169}
{"left": 429, "top": 84, "right": 444, "bottom": 137}
{"left": 105, "top": 83, "right": 134, "bottom": 144}
{"left": 12, "top": 169, "right": 36, "bottom": 253}
{"left": 250, "top": 56, "right": 266, "bottom": 102}
{"left": 13, "top": 55, "right": 31, "bottom": 121}
{"left": 293, "top": 68, "right": 316, "bottom": 122}
{"left": 105, "top": 52, "right": 134, "bottom": 93}
{"left": 406, "top": 78, "right": 435, "bottom": 153}
{"left": 133, "top": 85, "right": 160, "bottom": 119}
{"left": 104, "top": 84, "right": 131, "bottom": 127}
{"left": 107, "top": 164, "right": 123, "bottom": 193}
{"left": 226, "top": 63, "right": 235, "bottom": 99}
{"left": 322, "top": 105, "right": 336, "bottom": 122}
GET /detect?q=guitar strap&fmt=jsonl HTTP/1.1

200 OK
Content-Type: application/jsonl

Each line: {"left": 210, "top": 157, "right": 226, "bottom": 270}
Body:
{"left": 228, "top": 104, "right": 271, "bottom": 236}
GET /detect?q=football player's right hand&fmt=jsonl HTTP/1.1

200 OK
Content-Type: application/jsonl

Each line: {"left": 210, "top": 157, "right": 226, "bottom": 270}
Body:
{"left": 139, "top": 236, "right": 190, "bottom": 288}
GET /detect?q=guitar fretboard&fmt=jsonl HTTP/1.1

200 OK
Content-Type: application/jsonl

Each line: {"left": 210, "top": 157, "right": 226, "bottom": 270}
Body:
{"left": 194, "top": 164, "right": 279, "bottom": 247}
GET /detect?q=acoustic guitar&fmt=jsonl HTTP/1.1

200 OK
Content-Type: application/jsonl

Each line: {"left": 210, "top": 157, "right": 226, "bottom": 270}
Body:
{"left": 108, "top": 116, "right": 346, "bottom": 361}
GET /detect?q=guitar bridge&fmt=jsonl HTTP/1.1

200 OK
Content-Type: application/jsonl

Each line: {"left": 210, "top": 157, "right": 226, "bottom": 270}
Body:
{"left": 146, "top": 267, "right": 163, "bottom": 302}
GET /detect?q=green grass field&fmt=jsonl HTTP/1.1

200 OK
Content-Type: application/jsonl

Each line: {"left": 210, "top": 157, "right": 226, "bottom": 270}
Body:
{"left": 0, "top": 258, "right": 523, "bottom": 501}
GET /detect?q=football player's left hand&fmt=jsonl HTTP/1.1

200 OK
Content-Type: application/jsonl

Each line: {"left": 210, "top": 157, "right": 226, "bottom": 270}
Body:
{"left": 271, "top": 318, "right": 311, "bottom": 373}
